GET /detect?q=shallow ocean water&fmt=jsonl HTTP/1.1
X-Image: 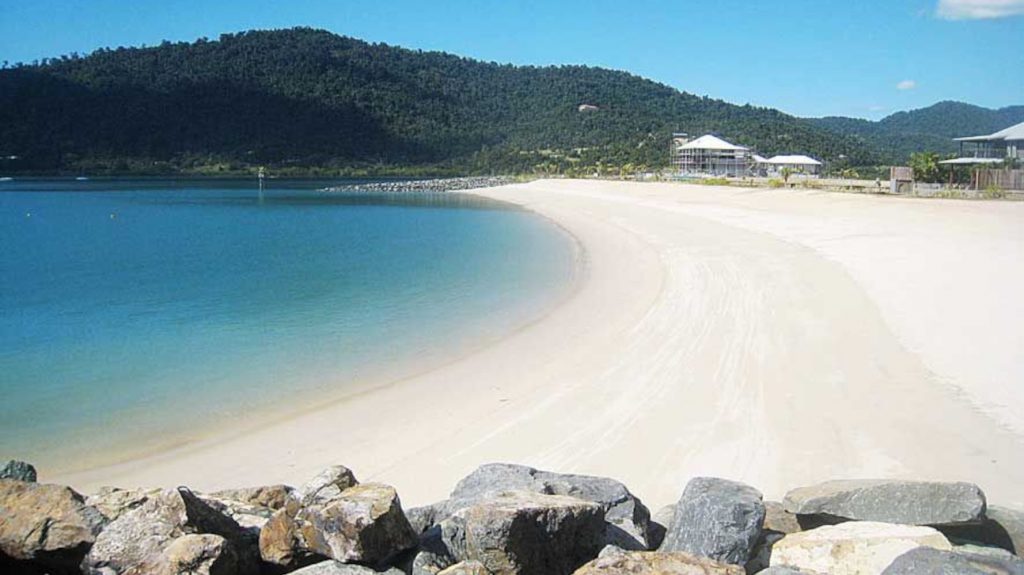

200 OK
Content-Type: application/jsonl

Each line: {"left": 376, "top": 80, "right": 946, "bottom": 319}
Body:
{"left": 0, "top": 178, "right": 577, "bottom": 470}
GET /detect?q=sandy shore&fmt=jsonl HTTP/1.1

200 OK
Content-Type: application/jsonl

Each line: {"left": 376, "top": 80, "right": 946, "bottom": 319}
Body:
{"left": 53, "top": 179, "right": 1024, "bottom": 509}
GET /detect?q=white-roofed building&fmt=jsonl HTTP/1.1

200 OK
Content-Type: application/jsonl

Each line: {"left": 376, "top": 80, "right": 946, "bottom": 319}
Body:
{"left": 942, "top": 120, "right": 1024, "bottom": 165}
{"left": 671, "top": 133, "right": 753, "bottom": 177}
{"left": 761, "top": 154, "right": 823, "bottom": 176}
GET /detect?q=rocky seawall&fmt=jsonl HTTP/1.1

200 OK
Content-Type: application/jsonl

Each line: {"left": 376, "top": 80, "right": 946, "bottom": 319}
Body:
{"left": 320, "top": 177, "right": 519, "bottom": 194}
{"left": 1, "top": 460, "right": 1022, "bottom": 575}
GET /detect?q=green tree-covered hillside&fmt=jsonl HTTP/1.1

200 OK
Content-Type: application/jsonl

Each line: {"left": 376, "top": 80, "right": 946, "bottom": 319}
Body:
{"left": 0, "top": 28, "right": 874, "bottom": 174}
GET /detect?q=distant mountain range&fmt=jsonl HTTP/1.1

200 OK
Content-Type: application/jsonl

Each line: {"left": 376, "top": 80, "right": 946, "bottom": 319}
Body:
{"left": 810, "top": 102, "right": 1024, "bottom": 162}
{"left": 0, "top": 28, "right": 1020, "bottom": 174}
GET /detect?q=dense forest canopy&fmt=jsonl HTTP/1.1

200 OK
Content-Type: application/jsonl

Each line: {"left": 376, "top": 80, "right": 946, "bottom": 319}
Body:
{"left": 0, "top": 28, "right": 1020, "bottom": 175}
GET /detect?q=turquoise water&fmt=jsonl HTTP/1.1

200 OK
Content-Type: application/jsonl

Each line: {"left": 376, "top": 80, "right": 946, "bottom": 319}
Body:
{"left": 0, "top": 179, "right": 577, "bottom": 470}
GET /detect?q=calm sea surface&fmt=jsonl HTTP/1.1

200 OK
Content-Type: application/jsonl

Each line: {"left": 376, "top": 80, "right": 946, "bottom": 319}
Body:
{"left": 0, "top": 178, "right": 577, "bottom": 471}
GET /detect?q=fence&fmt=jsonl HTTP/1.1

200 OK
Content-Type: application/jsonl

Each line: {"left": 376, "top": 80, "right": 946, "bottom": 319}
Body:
{"left": 976, "top": 169, "right": 1024, "bottom": 191}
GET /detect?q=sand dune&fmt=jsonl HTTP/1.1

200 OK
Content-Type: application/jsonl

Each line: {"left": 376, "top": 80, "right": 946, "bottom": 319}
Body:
{"left": 54, "top": 179, "right": 1024, "bottom": 509}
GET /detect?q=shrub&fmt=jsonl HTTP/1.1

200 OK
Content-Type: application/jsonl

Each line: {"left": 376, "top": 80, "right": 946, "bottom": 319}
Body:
{"left": 700, "top": 177, "right": 730, "bottom": 186}
{"left": 983, "top": 184, "right": 1006, "bottom": 199}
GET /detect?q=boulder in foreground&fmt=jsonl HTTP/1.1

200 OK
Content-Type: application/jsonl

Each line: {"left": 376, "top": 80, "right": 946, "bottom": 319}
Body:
{"left": 0, "top": 479, "right": 105, "bottom": 574}
{"left": 440, "top": 490, "right": 605, "bottom": 575}
{"left": 299, "top": 483, "right": 418, "bottom": 565}
{"left": 782, "top": 479, "right": 986, "bottom": 526}
{"left": 84, "top": 487, "right": 257, "bottom": 575}
{"left": 442, "top": 463, "right": 655, "bottom": 550}
{"left": 882, "top": 545, "right": 1024, "bottom": 574}
{"left": 770, "top": 521, "right": 952, "bottom": 575}
{"left": 572, "top": 548, "right": 745, "bottom": 574}
{"left": 658, "top": 477, "right": 765, "bottom": 565}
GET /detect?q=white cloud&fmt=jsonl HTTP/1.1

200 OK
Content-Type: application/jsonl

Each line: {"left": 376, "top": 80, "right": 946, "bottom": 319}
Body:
{"left": 896, "top": 80, "right": 917, "bottom": 90}
{"left": 937, "top": 0, "right": 1024, "bottom": 19}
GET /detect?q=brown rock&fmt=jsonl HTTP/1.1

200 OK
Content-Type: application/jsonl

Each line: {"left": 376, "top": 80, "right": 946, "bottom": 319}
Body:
{"left": 299, "top": 483, "right": 417, "bottom": 565}
{"left": 259, "top": 482, "right": 417, "bottom": 568}
{"left": 258, "top": 500, "right": 321, "bottom": 568}
{"left": 162, "top": 533, "right": 238, "bottom": 575}
{"left": 0, "top": 479, "right": 105, "bottom": 573}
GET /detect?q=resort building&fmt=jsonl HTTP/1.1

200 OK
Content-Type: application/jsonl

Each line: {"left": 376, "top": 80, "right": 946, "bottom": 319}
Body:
{"left": 942, "top": 120, "right": 1024, "bottom": 166}
{"left": 759, "top": 154, "right": 823, "bottom": 177}
{"left": 671, "top": 134, "right": 753, "bottom": 177}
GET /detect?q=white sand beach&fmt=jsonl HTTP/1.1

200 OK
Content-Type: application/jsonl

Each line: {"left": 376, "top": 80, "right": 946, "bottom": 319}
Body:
{"left": 53, "top": 179, "right": 1024, "bottom": 509}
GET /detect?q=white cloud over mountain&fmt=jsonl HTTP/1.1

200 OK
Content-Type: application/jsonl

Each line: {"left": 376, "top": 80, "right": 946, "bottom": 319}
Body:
{"left": 937, "top": 0, "right": 1024, "bottom": 19}
{"left": 897, "top": 80, "right": 917, "bottom": 90}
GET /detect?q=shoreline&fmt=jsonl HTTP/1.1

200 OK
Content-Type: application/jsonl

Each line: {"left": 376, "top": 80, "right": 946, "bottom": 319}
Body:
{"left": 50, "top": 179, "right": 1024, "bottom": 510}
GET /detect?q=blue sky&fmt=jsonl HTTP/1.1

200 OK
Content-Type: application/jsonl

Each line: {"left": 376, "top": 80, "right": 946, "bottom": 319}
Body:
{"left": 1, "top": 0, "right": 1021, "bottom": 119}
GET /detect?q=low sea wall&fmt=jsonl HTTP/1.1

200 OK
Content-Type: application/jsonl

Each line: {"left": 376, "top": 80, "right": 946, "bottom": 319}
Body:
{"left": 2, "top": 459, "right": 1021, "bottom": 575}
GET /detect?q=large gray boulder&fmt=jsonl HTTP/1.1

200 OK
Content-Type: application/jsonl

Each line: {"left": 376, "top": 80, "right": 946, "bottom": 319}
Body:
{"left": 882, "top": 546, "right": 1024, "bottom": 574}
{"left": 941, "top": 505, "right": 1024, "bottom": 555}
{"left": 84, "top": 487, "right": 258, "bottom": 575}
{"left": 571, "top": 548, "right": 745, "bottom": 574}
{"left": 0, "top": 460, "right": 37, "bottom": 482}
{"left": 439, "top": 490, "right": 605, "bottom": 575}
{"left": 770, "top": 521, "right": 952, "bottom": 575}
{"left": 432, "top": 463, "right": 655, "bottom": 550}
{"left": 0, "top": 479, "right": 106, "bottom": 574}
{"left": 658, "top": 477, "right": 765, "bottom": 566}
{"left": 782, "top": 480, "right": 986, "bottom": 526}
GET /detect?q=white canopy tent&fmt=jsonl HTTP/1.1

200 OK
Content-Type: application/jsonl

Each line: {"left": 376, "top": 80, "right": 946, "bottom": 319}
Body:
{"left": 756, "top": 154, "right": 823, "bottom": 176}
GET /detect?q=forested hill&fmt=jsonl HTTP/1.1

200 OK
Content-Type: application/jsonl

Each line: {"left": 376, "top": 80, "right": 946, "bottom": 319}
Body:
{"left": 810, "top": 102, "right": 1024, "bottom": 162}
{"left": 0, "top": 28, "right": 1018, "bottom": 175}
{"left": 0, "top": 28, "right": 874, "bottom": 174}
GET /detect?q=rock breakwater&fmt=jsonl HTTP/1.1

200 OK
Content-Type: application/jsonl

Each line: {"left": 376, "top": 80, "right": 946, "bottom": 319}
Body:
{"left": 1, "top": 459, "right": 1022, "bottom": 574}
{"left": 321, "top": 177, "right": 518, "bottom": 194}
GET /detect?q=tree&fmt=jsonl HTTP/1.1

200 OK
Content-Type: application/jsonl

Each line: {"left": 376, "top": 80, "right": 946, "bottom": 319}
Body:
{"left": 909, "top": 152, "right": 942, "bottom": 182}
